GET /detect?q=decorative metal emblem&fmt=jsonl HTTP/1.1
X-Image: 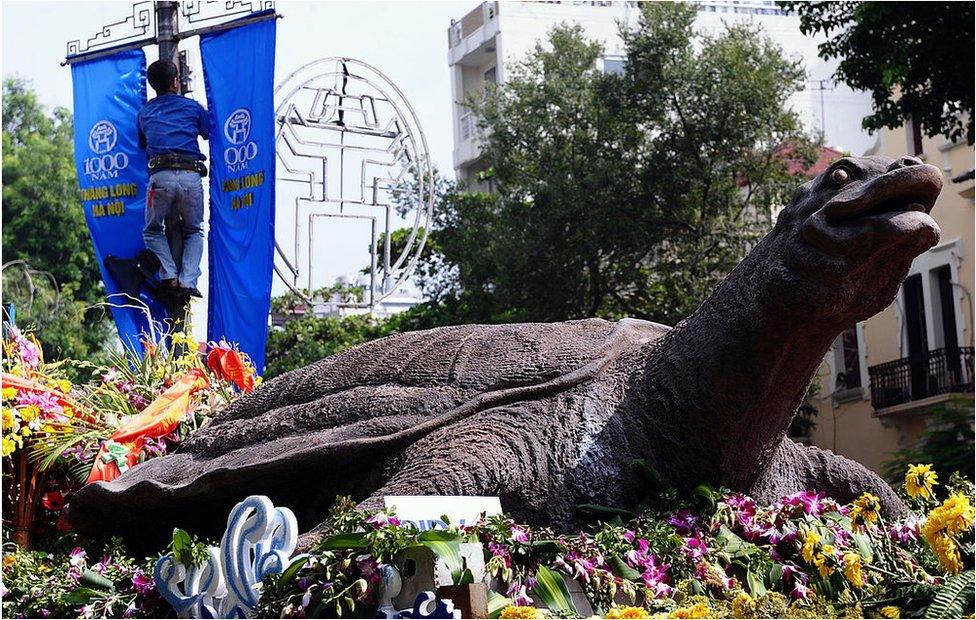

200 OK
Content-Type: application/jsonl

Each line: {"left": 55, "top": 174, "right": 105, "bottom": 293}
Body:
{"left": 274, "top": 57, "right": 434, "bottom": 309}
{"left": 180, "top": 0, "right": 275, "bottom": 27}
{"left": 153, "top": 495, "right": 305, "bottom": 618}
{"left": 65, "top": 1, "right": 153, "bottom": 57}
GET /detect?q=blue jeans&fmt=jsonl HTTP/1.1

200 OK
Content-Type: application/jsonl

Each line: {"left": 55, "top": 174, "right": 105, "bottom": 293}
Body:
{"left": 143, "top": 170, "right": 204, "bottom": 289}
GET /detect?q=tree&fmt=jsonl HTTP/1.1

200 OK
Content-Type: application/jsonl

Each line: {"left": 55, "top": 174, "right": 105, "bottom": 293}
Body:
{"left": 882, "top": 397, "right": 975, "bottom": 484}
{"left": 425, "top": 3, "right": 813, "bottom": 325}
{"left": 781, "top": 1, "right": 974, "bottom": 145}
{"left": 2, "top": 77, "right": 110, "bottom": 361}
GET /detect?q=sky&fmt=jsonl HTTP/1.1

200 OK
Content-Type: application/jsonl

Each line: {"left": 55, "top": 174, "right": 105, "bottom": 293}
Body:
{"left": 2, "top": 0, "right": 472, "bottom": 335}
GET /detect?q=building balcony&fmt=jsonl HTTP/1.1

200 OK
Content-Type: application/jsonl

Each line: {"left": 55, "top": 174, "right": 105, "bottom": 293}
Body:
{"left": 448, "top": 2, "right": 499, "bottom": 67}
{"left": 868, "top": 347, "right": 974, "bottom": 415}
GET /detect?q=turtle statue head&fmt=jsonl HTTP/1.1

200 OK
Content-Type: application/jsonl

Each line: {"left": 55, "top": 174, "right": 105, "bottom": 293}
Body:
{"left": 769, "top": 155, "right": 942, "bottom": 323}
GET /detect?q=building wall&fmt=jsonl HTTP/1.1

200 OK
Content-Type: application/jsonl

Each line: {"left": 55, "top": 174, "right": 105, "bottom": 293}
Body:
{"left": 809, "top": 125, "right": 975, "bottom": 475}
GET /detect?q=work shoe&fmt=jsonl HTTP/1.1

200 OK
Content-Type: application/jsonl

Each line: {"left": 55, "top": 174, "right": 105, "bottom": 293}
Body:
{"left": 181, "top": 286, "right": 203, "bottom": 299}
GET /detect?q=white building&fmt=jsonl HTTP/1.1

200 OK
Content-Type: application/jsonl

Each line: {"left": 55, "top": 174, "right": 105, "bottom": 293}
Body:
{"left": 448, "top": 0, "right": 875, "bottom": 188}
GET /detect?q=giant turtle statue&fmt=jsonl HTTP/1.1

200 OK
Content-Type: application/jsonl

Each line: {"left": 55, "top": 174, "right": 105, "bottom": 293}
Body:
{"left": 68, "top": 156, "right": 943, "bottom": 547}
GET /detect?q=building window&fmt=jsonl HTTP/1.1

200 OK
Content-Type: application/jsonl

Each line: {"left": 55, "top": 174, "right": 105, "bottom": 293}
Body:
{"left": 601, "top": 56, "right": 627, "bottom": 76}
{"left": 834, "top": 326, "right": 863, "bottom": 392}
{"left": 907, "top": 117, "right": 924, "bottom": 156}
{"left": 484, "top": 66, "right": 497, "bottom": 85}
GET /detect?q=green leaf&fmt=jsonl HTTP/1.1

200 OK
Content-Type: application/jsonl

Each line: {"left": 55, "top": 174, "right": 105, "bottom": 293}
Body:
{"left": 608, "top": 555, "right": 641, "bottom": 581}
{"left": 417, "top": 530, "right": 465, "bottom": 584}
{"left": 574, "top": 503, "right": 635, "bottom": 521}
{"left": 746, "top": 569, "right": 767, "bottom": 598}
{"left": 171, "top": 528, "right": 191, "bottom": 556}
{"left": 278, "top": 556, "right": 310, "bottom": 586}
{"left": 488, "top": 591, "right": 512, "bottom": 619}
{"left": 631, "top": 460, "right": 671, "bottom": 493}
{"left": 714, "top": 525, "right": 758, "bottom": 558}
{"left": 693, "top": 484, "right": 719, "bottom": 512}
{"left": 533, "top": 565, "right": 578, "bottom": 616}
{"left": 80, "top": 569, "right": 115, "bottom": 592}
{"left": 65, "top": 587, "right": 106, "bottom": 605}
{"left": 318, "top": 532, "right": 369, "bottom": 551}
{"left": 924, "top": 570, "right": 975, "bottom": 619}
{"left": 769, "top": 563, "right": 784, "bottom": 584}
{"left": 456, "top": 568, "right": 475, "bottom": 586}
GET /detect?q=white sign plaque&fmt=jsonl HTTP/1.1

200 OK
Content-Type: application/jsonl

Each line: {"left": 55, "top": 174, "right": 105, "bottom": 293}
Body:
{"left": 384, "top": 495, "right": 502, "bottom": 531}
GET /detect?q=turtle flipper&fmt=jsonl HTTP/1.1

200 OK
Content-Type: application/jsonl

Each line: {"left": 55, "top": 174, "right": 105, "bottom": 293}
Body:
{"left": 751, "top": 438, "right": 906, "bottom": 517}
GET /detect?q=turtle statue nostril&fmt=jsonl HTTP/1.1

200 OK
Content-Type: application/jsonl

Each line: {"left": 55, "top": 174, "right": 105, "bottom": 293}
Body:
{"left": 889, "top": 156, "right": 923, "bottom": 171}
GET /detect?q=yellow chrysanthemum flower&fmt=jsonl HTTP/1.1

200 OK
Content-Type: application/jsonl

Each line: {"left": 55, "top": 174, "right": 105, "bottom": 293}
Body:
{"left": 879, "top": 606, "right": 901, "bottom": 619}
{"left": 2, "top": 554, "right": 15, "bottom": 568}
{"left": 927, "top": 532, "right": 964, "bottom": 574}
{"left": 905, "top": 464, "right": 939, "bottom": 500}
{"left": 731, "top": 592, "right": 755, "bottom": 619}
{"left": 849, "top": 492, "right": 880, "bottom": 529}
{"left": 499, "top": 606, "right": 539, "bottom": 619}
{"left": 843, "top": 553, "right": 864, "bottom": 588}
{"left": 55, "top": 379, "right": 72, "bottom": 394}
{"left": 801, "top": 530, "right": 820, "bottom": 564}
{"left": 669, "top": 602, "right": 714, "bottom": 619}
{"left": 19, "top": 405, "right": 40, "bottom": 424}
{"left": 2, "top": 436, "right": 16, "bottom": 457}
{"left": 607, "top": 606, "right": 650, "bottom": 619}
{"left": 1, "top": 387, "right": 17, "bottom": 401}
{"left": 1, "top": 409, "right": 14, "bottom": 431}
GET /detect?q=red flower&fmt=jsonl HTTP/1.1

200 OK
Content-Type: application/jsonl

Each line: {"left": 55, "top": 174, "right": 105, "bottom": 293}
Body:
{"left": 42, "top": 491, "right": 65, "bottom": 511}
{"left": 206, "top": 341, "right": 256, "bottom": 393}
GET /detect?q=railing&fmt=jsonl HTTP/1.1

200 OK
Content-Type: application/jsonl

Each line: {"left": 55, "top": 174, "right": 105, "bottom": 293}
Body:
{"left": 869, "top": 347, "right": 974, "bottom": 410}
{"left": 459, "top": 111, "right": 477, "bottom": 141}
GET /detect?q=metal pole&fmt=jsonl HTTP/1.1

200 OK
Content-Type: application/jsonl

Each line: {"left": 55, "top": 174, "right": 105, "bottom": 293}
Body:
{"left": 155, "top": 1, "right": 179, "bottom": 65}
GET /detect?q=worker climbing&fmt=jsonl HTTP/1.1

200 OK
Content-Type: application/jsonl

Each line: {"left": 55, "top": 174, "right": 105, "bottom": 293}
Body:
{"left": 138, "top": 59, "right": 209, "bottom": 307}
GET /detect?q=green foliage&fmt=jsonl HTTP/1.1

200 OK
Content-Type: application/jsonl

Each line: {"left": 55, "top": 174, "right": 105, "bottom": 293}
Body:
{"left": 2, "top": 77, "right": 111, "bottom": 362}
{"left": 168, "top": 528, "right": 211, "bottom": 568}
{"left": 882, "top": 396, "right": 975, "bottom": 484}
{"left": 533, "top": 565, "right": 579, "bottom": 616}
{"left": 924, "top": 569, "right": 975, "bottom": 618}
{"left": 422, "top": 4, "right": 815, "bottom": 326}
{"left": 263, "top": 313, "right": 391, "bottom": 379}
{"left": 1, "top": 537, "right": 167, "bottom": 618}
{"left": 781, "top": 1, "right": 974, "bottom": 144}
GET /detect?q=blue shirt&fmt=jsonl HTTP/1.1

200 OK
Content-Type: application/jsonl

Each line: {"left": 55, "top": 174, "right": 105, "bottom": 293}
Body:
{"left": 137, "top": 93, "right": 210, "bottom": 160}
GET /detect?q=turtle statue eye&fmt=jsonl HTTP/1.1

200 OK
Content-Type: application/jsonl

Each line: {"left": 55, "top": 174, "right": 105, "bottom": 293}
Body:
{"left": 831, "top": 167, "right": 850, "bottom": 185}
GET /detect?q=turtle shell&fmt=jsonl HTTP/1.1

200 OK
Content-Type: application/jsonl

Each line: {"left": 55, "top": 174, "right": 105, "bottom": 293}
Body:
{"left": 67, "top": 318, "right": 668, "bottom": 544}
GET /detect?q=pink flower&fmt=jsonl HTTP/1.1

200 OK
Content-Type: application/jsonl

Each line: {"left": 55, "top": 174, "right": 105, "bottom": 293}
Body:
{"left": 69, "top": 547, "right": 87, "bottom": 567}
{"left": 131, "top": 569, "right": 155, "bottom": 595}
{"left": 365, "top": 512, "right": 401, "bottom": 528}
{"left": 681, "top": 535, "right": 708, "bottom": 560}
{"left": 101, "top": 367, "right": 119, "bottom": 384}
{"left": 16, "top": 390, "right": 63, "bottom": 417}
{"left": 668, "top": 510, "right": 700, "bottom": 535}
{"left": 509, "top": 525, "right": 529, "bottom": 544}
{"left": 507, "top": 582, "right": 533, "bottom": 606}
{"left": 622, "top": 529, "right": 635, "bottom": 543}
{"left": 791, "top": 582, "right": 811, "bottom": 600}
{"left": 779, "top": 490, "right": 826, "bottom": 516}
{"left": 11, "top": 327, "right": 40, "bottom": 369}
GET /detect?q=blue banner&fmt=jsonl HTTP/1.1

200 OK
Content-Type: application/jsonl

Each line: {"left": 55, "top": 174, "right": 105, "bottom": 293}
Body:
{"left": 71, "top": 49, "right": 165, "bottom": 350}
{"left": 200, "top": 12, "right": 276, "bottom": 374}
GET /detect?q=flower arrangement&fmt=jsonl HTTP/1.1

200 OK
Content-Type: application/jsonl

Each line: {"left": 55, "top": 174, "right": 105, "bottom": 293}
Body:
{"left": 256, "top": 464, "right": 974, "bottom": 620}
{"left": 1, "top": 322, "right": 260, "bottom": 549}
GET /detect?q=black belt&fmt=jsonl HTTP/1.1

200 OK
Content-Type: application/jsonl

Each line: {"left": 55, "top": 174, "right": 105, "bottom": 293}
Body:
{"left": 149, "top": 153, "right": 208, "bottom": 177}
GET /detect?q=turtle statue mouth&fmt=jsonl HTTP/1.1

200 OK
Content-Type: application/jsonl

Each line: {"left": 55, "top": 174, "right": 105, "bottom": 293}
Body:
{"left": 801, "top": 161, "right": 943, "bottom": 260}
